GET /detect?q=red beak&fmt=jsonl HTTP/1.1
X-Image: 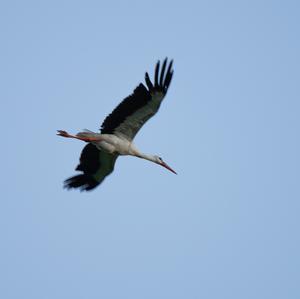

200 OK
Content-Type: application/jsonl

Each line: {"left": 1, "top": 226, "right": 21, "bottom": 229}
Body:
{"left": 161, "top": 161, "right": 177, "bottom": 175}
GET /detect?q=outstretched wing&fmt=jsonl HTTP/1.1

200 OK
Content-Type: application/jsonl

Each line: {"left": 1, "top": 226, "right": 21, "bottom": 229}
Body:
{"left": 64, "top": 143, "right": 118, "bottom": 191}
{"left": 100, "top": 58, "right": 174, "bottom": 140}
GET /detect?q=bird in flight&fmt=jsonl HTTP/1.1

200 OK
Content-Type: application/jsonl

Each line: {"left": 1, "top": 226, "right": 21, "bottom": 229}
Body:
{"left": 58, "top": 58, "right": 176, "bottom": 191}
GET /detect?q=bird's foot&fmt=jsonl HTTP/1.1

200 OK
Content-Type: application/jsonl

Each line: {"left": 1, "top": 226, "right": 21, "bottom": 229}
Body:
{"left": 57, "top": 130, "right": 72, "bottom": 138}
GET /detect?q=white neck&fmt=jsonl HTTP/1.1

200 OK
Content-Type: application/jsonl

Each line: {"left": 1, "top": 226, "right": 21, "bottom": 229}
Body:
{"left": 134, "top": 152, "right": 157, "bottom": 163}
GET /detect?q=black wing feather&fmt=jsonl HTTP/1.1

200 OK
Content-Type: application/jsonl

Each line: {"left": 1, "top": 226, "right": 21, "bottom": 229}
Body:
{"left": 159, "top": 58, "right": 167, "bottom": 86}
{"left": 101, "top": 84, "right": 151, "bottom": 134}
{"left": 100, "top": 58, "right": 174, "bottom": 136}
{"left": 64, "top": 143, "right": 117, "bottom": 191}
{"left": 164, "top": 60, "right": 173, "bottom": 91}
{"left": 64, "top": 174, "right": 99, "bottom": 191}
{"left": 154, "top": 61, "right": 160, "bottom": 87}
{"left": 145, "top": 72, "right": 153, "bottom": 90}
{"left": 75, "top": 143, "right": 100, "bottom": 173}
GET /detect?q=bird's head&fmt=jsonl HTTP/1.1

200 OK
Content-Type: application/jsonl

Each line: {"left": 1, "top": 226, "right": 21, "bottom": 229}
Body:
{"left": 154, "top": 156, "right": 177, "bottom": 175}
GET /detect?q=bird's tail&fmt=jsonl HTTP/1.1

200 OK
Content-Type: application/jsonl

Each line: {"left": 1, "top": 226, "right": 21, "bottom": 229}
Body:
{"left": 76, "top": 129, "right": 94, "bottom": 137}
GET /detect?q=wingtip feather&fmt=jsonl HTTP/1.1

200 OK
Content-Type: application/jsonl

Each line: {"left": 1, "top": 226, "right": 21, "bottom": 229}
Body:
{"left": 159, "top": 58, "right": 168, "bottom": 86}
{"left": 154, "top": 60, "right": 160, "bottom": 87}
{"left": 145, "top": 72, "right": 153, "bottom": 90}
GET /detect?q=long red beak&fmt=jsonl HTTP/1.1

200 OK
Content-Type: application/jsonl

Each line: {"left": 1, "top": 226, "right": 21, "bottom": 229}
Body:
{"left": 161, "top": 161, "right": 177, "bottom": 175}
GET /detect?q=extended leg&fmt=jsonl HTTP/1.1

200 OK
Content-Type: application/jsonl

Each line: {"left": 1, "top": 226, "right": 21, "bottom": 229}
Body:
{"left": 57, "top": 130, "right": 101, "bottom": 142}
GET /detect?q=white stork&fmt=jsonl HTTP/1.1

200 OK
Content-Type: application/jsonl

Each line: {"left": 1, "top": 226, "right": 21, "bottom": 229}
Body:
{"left": 58, "top": 58, "right": 176, "bottom": 191}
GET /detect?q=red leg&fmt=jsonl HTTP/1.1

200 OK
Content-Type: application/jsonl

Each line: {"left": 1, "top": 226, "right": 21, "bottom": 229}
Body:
{"left": 57, "top": 130, "right": 101, "bottom": 142}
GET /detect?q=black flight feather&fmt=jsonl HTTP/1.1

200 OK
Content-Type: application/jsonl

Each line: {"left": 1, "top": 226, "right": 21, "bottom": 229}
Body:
{"left": 154, "top": 60, "right": 160, "bottom": 87}
{"left": 100, "top": 58, "right": 174, "bottom": 135}
{"left": 64, "top": 143, "right": 117, "bottom": 191}
{"left": 101, "top": 84, "right": 151, "bottom": 134}
{"left": 159, "top": 58, "right": 167, "bottom": 86}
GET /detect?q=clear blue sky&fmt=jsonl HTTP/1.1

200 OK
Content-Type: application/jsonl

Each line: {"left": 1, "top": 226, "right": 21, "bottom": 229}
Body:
{"left": 1, "top": 1, "right": 299, "bottom": 298}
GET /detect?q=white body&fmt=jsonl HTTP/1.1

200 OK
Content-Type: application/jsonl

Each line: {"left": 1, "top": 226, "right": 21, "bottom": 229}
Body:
{"left": 78, "top": 131, "right": 140, "bottom": 156}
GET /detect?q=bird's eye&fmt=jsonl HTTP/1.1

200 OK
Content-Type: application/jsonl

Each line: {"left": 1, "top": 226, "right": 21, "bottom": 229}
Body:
{"left": 159, "top": 157, "right": 163, "bottom": 161}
